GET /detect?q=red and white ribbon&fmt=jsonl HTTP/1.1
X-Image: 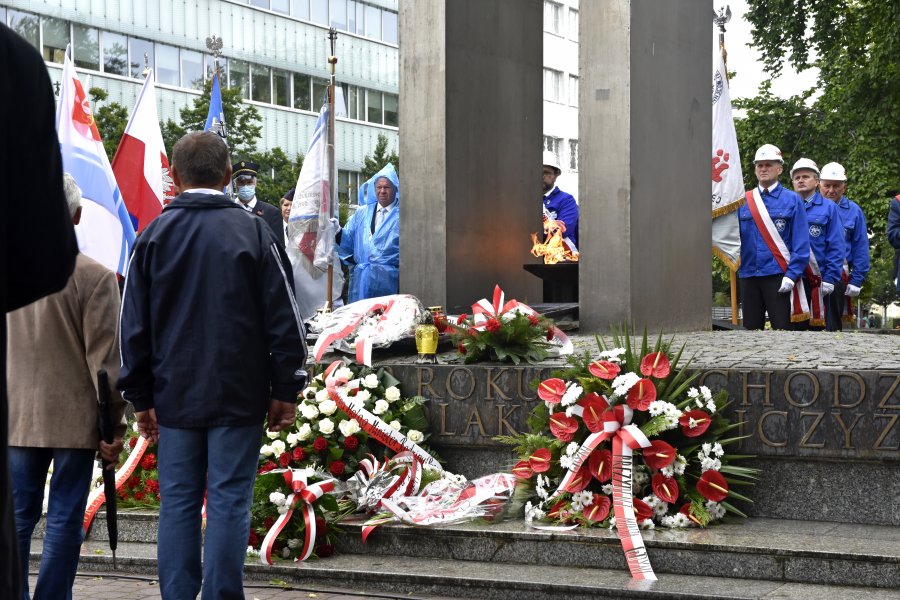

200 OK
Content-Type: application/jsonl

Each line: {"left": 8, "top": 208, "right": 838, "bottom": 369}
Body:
{"left": 471, "top": 285, "right": 573, "bottom": 355}
{"left": 546, "top": 404, "right": 656, "bottom": 581}
{"left": 804, "top": 251, "right": 826, "bottom": 327}
{"left": 83, "top": 435, "right": 151, "bottom": 533}
{"left": 260, "top": 469, "right": 335, "bottom": 564}
{"left": 841, "top": 262, "right": 854, "bottom": 322}
{"left": 312, "top": 299, "right": 394, "bottom": 365}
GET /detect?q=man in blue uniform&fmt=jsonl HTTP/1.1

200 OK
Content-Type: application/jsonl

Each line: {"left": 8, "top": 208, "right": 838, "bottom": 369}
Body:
{"left": 887, "top": 194, "right": 900, "bottom": 295}
{"left": 738, "top": 144, "right": 810, "bottom": 330}
{"left": 542, "top": 150, "right": 578, "bottom": 251}
{"left": 336, "top": 164, "right": 400, "bottom": 303}
{"left": 790, "top": 158, "right": 845, "bottom": 331}
{"left": 820, "top": 162, "right": 870, "bottom": 325}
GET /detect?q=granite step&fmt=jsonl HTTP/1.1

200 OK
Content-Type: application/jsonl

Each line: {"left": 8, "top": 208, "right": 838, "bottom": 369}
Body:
{"left": 65, "top": 511, "right": 900, "bottom": 590}
{"left": 29, "top": 538, "right": 900, "bottom": 600}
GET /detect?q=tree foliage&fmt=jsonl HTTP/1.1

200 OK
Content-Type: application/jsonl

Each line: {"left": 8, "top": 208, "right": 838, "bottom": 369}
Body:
{"left": 360, "top": 133, "right": 399, "bottom": 182}
{"left": 88, "top": 87, "right": 130, "bottom": 163}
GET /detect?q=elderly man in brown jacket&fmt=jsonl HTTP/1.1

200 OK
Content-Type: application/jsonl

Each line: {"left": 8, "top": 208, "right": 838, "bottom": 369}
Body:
{"left": 7, "top": 173, "right": 125, "bottom": 600}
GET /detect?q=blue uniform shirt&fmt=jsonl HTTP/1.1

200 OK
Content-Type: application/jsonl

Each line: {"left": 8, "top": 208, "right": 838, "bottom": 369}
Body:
{"left": 887, "top": 196, "right": 900, "bottom": 292}
{"left": 738, "top": 183, "right": 810, "bottom": 281}
{"left": 543, "top": 186, "right": 579, "bottom": 249}
{"left": 802, "top": 192, "right": 845, "bottom": 285}
{"left": 834, "top": 196, "right": 870, "bottom": 287}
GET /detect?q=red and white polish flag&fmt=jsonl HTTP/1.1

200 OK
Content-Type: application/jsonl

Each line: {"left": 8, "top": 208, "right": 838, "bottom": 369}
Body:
{"left": 112, "top": 69, "right": 174, "bottom": 233}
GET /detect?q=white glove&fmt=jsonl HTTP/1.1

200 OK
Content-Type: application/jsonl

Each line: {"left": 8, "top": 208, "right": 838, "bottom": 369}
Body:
{"left": 820, "top": 282, "right": 834, "bottom": 296}
{"left": 778, "top": 277, "right": 795, "bottom": 293}
{"left": 330, "top": 216, "right": 340, "bottom": 229}
{"left": 845, "top": 284, "right": 861, "bottom": 297}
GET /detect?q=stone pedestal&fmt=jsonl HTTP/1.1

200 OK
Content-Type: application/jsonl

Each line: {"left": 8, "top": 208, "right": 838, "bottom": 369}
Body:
{"left": 579, "top": 1, "right": 713, "bottom": 331}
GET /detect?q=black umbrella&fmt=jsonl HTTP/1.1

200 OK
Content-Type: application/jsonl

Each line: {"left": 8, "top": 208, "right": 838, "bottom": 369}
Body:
{"left": 97, "top": 369, "right": 118, "bottom": 569}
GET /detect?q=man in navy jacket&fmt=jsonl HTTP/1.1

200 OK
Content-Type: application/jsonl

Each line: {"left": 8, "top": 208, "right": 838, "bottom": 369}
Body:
{"left": 887, "top": 194, "right": 900, "bottom": 293}
{"left": 118, "top": 132, "right": 307, "bottom": 599}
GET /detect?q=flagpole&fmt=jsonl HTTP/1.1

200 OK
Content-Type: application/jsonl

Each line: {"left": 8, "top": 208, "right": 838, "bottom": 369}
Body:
{"left": 326, "top": 28, "right": 338, "bottom": 311}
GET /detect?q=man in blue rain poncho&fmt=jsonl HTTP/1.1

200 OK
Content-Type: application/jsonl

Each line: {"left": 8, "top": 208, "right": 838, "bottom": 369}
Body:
{"left": 337, "top": 164, "right": 400, "bottom": 303}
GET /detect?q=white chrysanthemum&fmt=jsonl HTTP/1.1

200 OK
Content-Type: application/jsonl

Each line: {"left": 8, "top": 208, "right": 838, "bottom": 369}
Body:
{"left": 706, "top": 501, "right": 727, "bottom": 520}
{"left": 706, "top": 399, "right": 717, "bottom": 414}
{"left": 318, "top": 399, "right": 338, "bottom": 416}
{"left": 281, "top": 547, "right": 291, "bottom": 558}
{"left": 566, "top": 442, "right": 580, "bottom": 457}
{"left": 296, "top": 423, "right": 312, "bottom": 441}
{"left": 642, "top": 494, "right": 660, "bottom": 509}
{"left": 334, "top": 367, "right": 353, "bottom": 381}
{"left": 271, "top": 440, "right": 286, "bottom": 455}
{"left": 559, "top": 455, "right": 574, "bottom": 470}
{"left": 661, "top": 465, "right": 675, "bottom": 477}
{"left": 384, "top": 386, "right": 401, "bottom": 402}
{"left": 702, "top": 442, "right": 712, "bottom": 455}
{"left": 535, "top": 486, "right": 549, "bottom": 500}
{"left": 315, "top": 389, "right": 330, "bottom": 403}
{"left": 561, "top": 383, "right": 583, "bottom": 407}
{"left": 407, "top": 429, "right": 424, "bottom": 443}
{"left": 611, "top": 372, "right": 641, "bottom": 398}
{"left": 318, "top": 418, "right": 335, "bottom": 436}
{"left": 285, "top": 432, "right": 299, "bottom": 446}
{"left": 355, "top": 389, "right": 371, "bottom": 403}
{"left": 565, "top": 406, "right": 576, "bottom": 418}
{"left": 372, "top": 399, "right": 389, "bottom": 415}
{"left": 639, "top": 519, "right": 655, "bottom": 530}
{"left": 648, "top": 401, "right": 666, "bottom": 417}
{"left": 599, "top": 348, "right": 626, "bottom": 363}
{"left": 653, "top": 501, "right": 669, "bottom": 517}
{"left": 287, "top": 538, "right": 301, "bottom": 549}
{"left": 700, "top": 386, "right": 712, "bottom": 401}
{"left": 300, "top": 403, "right": 319, "bottom": 420}
{"left": 524, "top": 501, "right": 546, "bottom": 523}
{"left": 266, "top": 430, "right": 281, "bottom": 440}
{"left": 269, "top": 491, "right": 286, "bottom": 505}
{"left": 574, "top": 491, "right": 593, "bottom": 506}
{"left": 602, "top": 483, "right": 613, "bottom": 495}
{"left": 700, "top": 457, "right": 722, "bottom": 472}
{"left": 246, "top": 546, "right": 260, "bottom": 557}
{"left": 363, "top": 374, "right": 379, "bottom": 388}
{"left": 260, "top": 444, "right": 274, "bottom": 457}
{"left": 687, "top": 387, "right": 699, "bottom": 399}
{"left": 389, "top": 420, "right": 402, "bottom": 431}
{"left": 712, "top": 443, "right": 724, "bottom": 457}
{"left": 673, "top": 513, "right": 691, "bottom": 527}
{"left": 633, "top": 468, "right": 649, "bottom": 488}
{"left": 536, "top": 474, "right": 547, "bottom": 490}
{"left": 338, "top": 419, "right": 361, "bottom": 437}
{"left": 673, "top": 454, "right": 687, "bottom": 476}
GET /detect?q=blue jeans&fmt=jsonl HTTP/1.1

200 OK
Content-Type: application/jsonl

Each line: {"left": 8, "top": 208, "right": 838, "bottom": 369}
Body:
{"left": 157, "top": 424, "right": 262, "bottom": 600}
{"left": 9, "top": 447, "right": 96, "bottom": 600}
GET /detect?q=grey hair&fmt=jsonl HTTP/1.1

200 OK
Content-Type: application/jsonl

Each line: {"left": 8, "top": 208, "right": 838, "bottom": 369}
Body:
{"left": 62, "top": 172, "right": 82, "bottom": 217}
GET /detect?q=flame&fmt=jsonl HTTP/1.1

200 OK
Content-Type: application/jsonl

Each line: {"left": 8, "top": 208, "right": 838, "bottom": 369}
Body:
{"left": 531, "top": 220, "right": 579, "bottom": 264}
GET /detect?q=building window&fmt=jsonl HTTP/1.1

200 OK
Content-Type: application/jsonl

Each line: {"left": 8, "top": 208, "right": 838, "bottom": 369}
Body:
{"left": 291, "top": 0, "right": 310, "bottom": 19}
{"left": 347, "top": 0, "right": 357, "bottom": 33}
{"left": 272, "top": 0, "right": 290, "bottom": 15}
{"left": 543, "top": 68, "right": 562, "bottom": 102}
{"left": 569, "top": 139, "right": 578, "bottom": 171}
{"left": 340, "top": 83, "right": 359, "bottom": 119}
{"left": 543, "top": 136, "right": 561, "bottom": 164}
{"left": 293, "top": 73, "right": 311, "bottom": 110}
{"left": 181, "top": 49, "right": 203, "bottom": 89}
{"left": 0, "top": 9, "right": 7, "bottom": 27}
{"left": 273, "top": 69, "right": 290, "bottom": 107}
{"left": 355, "top": 2, "right": 365, "bottom": 35}
{"left": 383, "top": 92, "right": 398, "bottom": 127}
{"left": 155, "top": 43, "right": 180, "bottom": 86}
{"left": 544, "top": 1, "right": 562, "bottom": 35}
{"left": 366, "top": 90, "right": 382, "bottom": 124}
{"left": 73, "top": 24, "right": 100, "bottom": 71}
{"left": 249, "top": 0, "right": 268, "bottom": 8}
{"left": 251, "top": 64, "right": 272, "bottom": 103}
{"left": 569, "top": 8, "right": 579, "bottom": 40}
{"left": 229, "top": 59, "right": 250, "bottom": 99}
{"left": 310, "top": 0, "right": 328, "bottom": 25}
{"left": 8, "top": 10, "right": 39, "bottom": 49}
{"left": 569, "top": 75, "right": 579, "bottom": 107}
{"left": 41, "top": 16, "right": 68, "bottom": 64}
{"left": 382, "top": 10, "right": 398, "bottom": 44}
{"left": 205, "top": 54, "right": 227, "bottom": 82}
{"left": 129, "top": 38, "right": 154, "bottom": 78}
{"left": 312, "top": 77, "right": 329, "bottom": 108}
{"left": 102, "top": 31, "right": 128, "bottom": 76}
{"left": 338, "top": 169, "right": 359, "bottom": 205}
{"left": 329, "top": 0, "right": 346, "bottom": 29}
{"left": 365, "top": 5, "right": 381, "bottom": 39}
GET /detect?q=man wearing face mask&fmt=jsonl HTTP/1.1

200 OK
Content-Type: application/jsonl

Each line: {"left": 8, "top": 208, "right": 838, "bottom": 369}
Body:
{"left": 233, "top": 160, "right": 283, "bottom": 240}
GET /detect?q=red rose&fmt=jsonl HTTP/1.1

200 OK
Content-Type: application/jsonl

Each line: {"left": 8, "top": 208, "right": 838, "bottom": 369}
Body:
{"left": 293, "top": 447, "right": 307, "bottom": 462}
{"left": 264, "top": 516, "right": 275, "bottom": 530}
{"left": 145, "top": 479, "right": 160, "bottom": 493}
{"left": 316, "top": 543, "right": 334, "bottom": 558}
{"left": 329, "top": 460, "right": 345, "bottom": 476}
{"left": 485, "top": 318, "right": 501, "bottom": 333}
{"left": 126, "top": 475, "right": 141, "bottom": 489}
{"left": 313, "top": 436, "right": 329, "bottom": 452}
{"left": 134, "top": 491, "right": 146, "bottom": 501}
{"left": 117, "top": 489, "right": 128, "bottom": 500}
{"left": 128, "top": 437, "right": 138, "bottom": 449}
{"left": 258, "top": 461, "right": 277, "bottom": 474}
{"left": 434, "top": 314, "right": 449, "bottom": 333}
{"left": 140, "top": 454, "right": 157, "bottom": 470}
{"left": 344, "top": 436, "right": 359, "bottom": 451}
{"left": 528, "top": 314, "right": 539, "bottom": 327}
{"left": 279, "top": 452, "right": 290, "bottom": 467}
{"left": 456, "top": 313, "right": 468, "bottom": 325}
{"left": 315, "top": 516, "right": 328, "bottom": 539}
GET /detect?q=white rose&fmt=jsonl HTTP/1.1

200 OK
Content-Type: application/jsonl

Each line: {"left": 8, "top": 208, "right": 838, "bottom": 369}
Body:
{"left": 266, "top": 430, "right": 281, "bottom": 440}
{"left": 285, "top": 432, "right": 299, "bottom": 446}
{"left": 281, "top": 547, "right": 291, "bottom": 558}
{"left": 302, "top": 386, "right": 317, "bottom": 400}
{"left": 335, "top": 367, "right": 353, "bottom": 381}
{"left": 355, "top": 389, "right": 371, "bottom": 403}
{"left": 300, "top": 403, "right": 319, "bottom": 420}
{"left": 271, "top": 440, "right": 286, "bottom": 455}
{"left": 296, "top": 423, "right": 312, "bottom": 441}
{"left": 407, "top": 429, "right": 424, "bottom": 443}
{"left": 384, "top": 386, "right": 401, "bottom": 402}
{"left": 287, "top": 538, "right": 300, "bottom": 549}
{"left": 372, "top": 400, "right": 389, "bottom": 415}
{"left": 318, "top": 418, "right": 335, "bottom": 436}
{"left": 339, "top": 419, "right": 361, "bottom": 437}
{"left": 269, "top": 491, "right": 286, "bottom": 506}
{"left": 318, "top": 399, "right": 338, "bottom": 416}
{"left": 363, "top": 374, "right": 379, "bottom": 388}
{"left": 315, "top": 389, "right": 330, "bottom": 403}
{"left": 389, "top": 420, "right": 402, "bottom": 431}
{"left": 260, "top": 444, "right": 274, "bottom": 457}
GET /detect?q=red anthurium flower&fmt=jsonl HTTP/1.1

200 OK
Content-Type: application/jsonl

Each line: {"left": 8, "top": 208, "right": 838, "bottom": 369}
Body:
{"left": 643, "top": 440, "right": 677, "bottom": 470}
{"left": 588, "top": 360, "right": 620, "bottom": 380}
{"left": 579, "top": 394, "right": 610, "bottom": 433}
{"left": 512, "top": 460, "right": 534, "bottom": 480}
{"left": 633, "top": 498, "right": 653, "bottom": 521}
{"left": 697, "top": 470, "right": 729, "bottom": 502}
{"left": 651, "top": 473, "right": 679, "bottom": 504}
{"left": 589, "top": 448, "right": 613, "bottom": 482}
{"left": 679, "top": 410, "right": 712, "bottom": 438}
{"left": 640, "top": 351, "right": 671, "bottom": 378}
{"left": 528, "top": 448, "right": 552, "bottom": 473}
{"left": 547, "top": 500, "right": 568, "bottom": 521}
{"left": 626, "top": 378, "right": 657, "bottom": 411}
{"left": 562, "top": 464, "right": 592, "bottom": 493}
{"left": 679, "top": 503, "right": 705, "bottom": 526}
{"left": 583, "top": 494, "right": 612, "bottom": 522}
{"left": 537, "top": 378, "right": 567, "bottom": 404}
{"left": 549, "top": 412, "right": 579, "bottom": 442}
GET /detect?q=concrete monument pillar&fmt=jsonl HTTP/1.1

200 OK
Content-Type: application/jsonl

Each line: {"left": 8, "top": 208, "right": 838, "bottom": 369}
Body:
{"left": 579, "top": 1, "right": 712, "bottom": 331}
{"left": 399, "top": 0, "right": 543, "bottom": 313}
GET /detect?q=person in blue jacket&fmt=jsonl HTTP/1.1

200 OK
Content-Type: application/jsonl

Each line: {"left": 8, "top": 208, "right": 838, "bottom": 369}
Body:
{"left": 790, "top": 158, "right": 846, "bottom": 331}
{"left": 886, "top": 194, "right": 900, "bottom": 293}
{"left": 542, "top": 150, "right": 578, "bottom": 251}
{"left": 820, "top": 162, "right": 870, "bottom": 321}
{"left": 337, "top": 163, "right": 400, "bottom": 303}
{"left": 738, "top": 144, "right": 810, "bottom": 330}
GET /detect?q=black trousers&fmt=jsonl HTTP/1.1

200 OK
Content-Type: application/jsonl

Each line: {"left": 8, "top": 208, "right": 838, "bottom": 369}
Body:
{"left": 824, "top": 280, "right": 847, "bottom": 331}
{"left": 741, "top": 275, "right": 791, "bottom": 330}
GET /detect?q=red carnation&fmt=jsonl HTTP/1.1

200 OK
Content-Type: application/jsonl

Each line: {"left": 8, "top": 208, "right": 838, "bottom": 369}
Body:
{"left": 293, "top": 447, "right": 307, "bottom": 462}
{"left": 643, "top": 440, "right": 677, "bottom": 470}
{"left": 140, "top": 453, "right": 157, "bottom": 470}
{"left": 580, "top": 394, "right": 610, "bottom": 433}
{"left": 583, "top": 494, "right": 611, "bottom": 522}
{"left": 485, "top": 318, "right": 501, "bottom": 333}
{"left": 145, "top": 479, "right": 160, "bottom": 494}
{"left": 528, "top": 448, "right": 552, "bottom": 473}
{"left": 126, "top": 475, "right": 141, "bottom": 489}
{"left": 512, "top": 460, "right": 534, "bottom": 480}
{"left": 588, "top": 360, "right": 620, "bottom": 380}
{"left": 589, "top": 448, "right": 613, "bottom": 482}
{"left": 316, "top": 543, "right": 335, "bottom": 558}
{"left": 343, "top": 435, "right": 359, "bottom": 451}
{"left": 313, "top": 436, "right": 329, "bottom": 452}
{"left": 679, "top": 410, "right": 712, "bottom": 438}
{"left": 633, "top": 497, "right": 653, "bottom": 521}
{"left": 434, "top": 314, "right": 449, "bottom": 333}
{"left": 456, "top": 313, "right": 468, "bottom": 325}
{"left": 134, "top": 491, "right": 146, "bottom": 501}
{"left": 537, "top": 378, "right": 567, "bottom": 404}
{"left": 279, "top": 452, "right": 290, "bottom": 468}
{"left": 546, "top": 328, "right": 554, "bottom": 341}
{"left": 548, "top": 412, "right": 578, "bottom": 442}
{"left": 626, "top": 378, "right": 656, "bottom": 411}
{"left": 128, "top": 437, "right": 138, "bottom": 449}
{"left": 640, "top": 351, "right": 671, "bottom": 378}
{"left": 258, "top": 461, "right": 277, "bottom": 474}
{"left": 329, "top": 460, "right": 345, "bottom": 477}
{"left": 528, "top": 314, "right": 540, "bottom": 327}
{"left": 696, "top": 470, "right": 729, "bottom": 502}
{"left": 651, "top": 473, "right": 679, "bottom": 504}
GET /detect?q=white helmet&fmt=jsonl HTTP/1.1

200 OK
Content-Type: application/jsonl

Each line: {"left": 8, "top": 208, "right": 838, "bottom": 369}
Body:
{"left": 754, "top": 144, "right": 784, "bottom": 163}
{"left": 790, "top": 158, "right": 819, "bottom": 178}
{"left": 820, "top": 162, "right": 847, "bottom": 181}
{"left": 542, "top": 150, "right": 561, "bottom": 175}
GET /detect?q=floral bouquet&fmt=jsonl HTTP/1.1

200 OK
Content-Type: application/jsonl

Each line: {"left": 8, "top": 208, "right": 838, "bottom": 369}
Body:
{"left": 499, "top": 328, "right": 757, "bottom": 577}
